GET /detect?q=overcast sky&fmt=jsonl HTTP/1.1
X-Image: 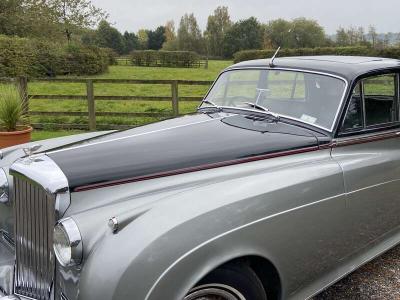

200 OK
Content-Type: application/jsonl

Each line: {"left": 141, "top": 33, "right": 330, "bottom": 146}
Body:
{"left": 90, "top": 0, "right": 399, "bottom": 34}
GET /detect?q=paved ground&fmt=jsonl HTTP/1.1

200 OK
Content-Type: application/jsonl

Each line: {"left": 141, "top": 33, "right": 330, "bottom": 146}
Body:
{"left": 313, "top": 245, "right": 400, "bottom": 299}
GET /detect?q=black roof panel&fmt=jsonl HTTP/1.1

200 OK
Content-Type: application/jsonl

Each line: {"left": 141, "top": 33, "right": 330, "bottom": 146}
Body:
{"left": 227, "top": 56, "right": 400, "bottom": 81}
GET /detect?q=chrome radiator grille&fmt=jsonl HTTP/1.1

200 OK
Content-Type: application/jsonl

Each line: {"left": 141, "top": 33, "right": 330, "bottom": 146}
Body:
{"left": 14, "top": 177, "right": 56, "bottom": 300}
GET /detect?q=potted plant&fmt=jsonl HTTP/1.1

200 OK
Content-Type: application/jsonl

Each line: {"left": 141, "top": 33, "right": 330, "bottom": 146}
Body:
{"left": 0, "top": 85, "right": 32, "bottom": 148}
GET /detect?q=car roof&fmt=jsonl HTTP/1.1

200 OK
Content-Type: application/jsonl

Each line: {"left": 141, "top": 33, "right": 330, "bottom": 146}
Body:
{"left": 227, "top": 56, "right": 400, "bottom": 81}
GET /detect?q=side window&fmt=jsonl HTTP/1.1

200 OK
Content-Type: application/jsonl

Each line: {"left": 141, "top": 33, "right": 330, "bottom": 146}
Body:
{"left": 341, "top": 74, "right": 399, "bottom": 133}
{"left": 364, "top": 74, "right": 397, "bottom": 126}
{"left": 342, "top": 83, "right": 363, "bottom": 131}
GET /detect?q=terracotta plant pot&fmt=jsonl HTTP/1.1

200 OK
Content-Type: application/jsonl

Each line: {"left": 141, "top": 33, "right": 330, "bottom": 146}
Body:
{"left": 0, "top": 126, "right": 33, "bottom": 149}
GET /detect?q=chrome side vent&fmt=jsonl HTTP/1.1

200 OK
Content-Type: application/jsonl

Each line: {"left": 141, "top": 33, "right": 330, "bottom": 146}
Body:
{"left": 14, "top": 177, "right": 56, "bottom": 300}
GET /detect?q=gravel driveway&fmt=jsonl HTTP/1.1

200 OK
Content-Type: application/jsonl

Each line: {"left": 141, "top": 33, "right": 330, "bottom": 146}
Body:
{"left": 313, "top": 244, "right": 400, "bottom": 299}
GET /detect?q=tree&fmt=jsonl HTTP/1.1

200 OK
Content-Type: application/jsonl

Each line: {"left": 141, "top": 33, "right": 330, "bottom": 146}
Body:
{"left": 290, "top": 18, "right": 326, "bottom": 48}
{"left": 177, "top": 13, "right": 204, "bottom": 53}
{"left": 368, "top": 25, "right": 379, "bottom": 48}
{"left": 123, "top": 31, "right": 139, "bottom": 54}
{"left": 47, "top": 0, "right": 107, "bottom": 42}
{"left": 147, "top": 26, "right": 166, "bottom": 50}
{"left": 335, "top": 27, "right": 350, "bottom": 46}
{"left": 396, "top": 33, "right": 400, "bottom": 47}
{"left": 0, "top": 0, "right": 26, "bottom": 36}
{"left": 137, "top": 29, "right": 149, "bottom": 49}
{"left": 264, "top": 19, "right": 292, "bottom": 48}
{"left": 162, "top": 20, "right": 178, "bottom": 50}
{"left": 0, "top": 0, "right": 61, "bottom": 39}
{"left": 95, "top": 20, "right": 125, "bottom": 54}
{"left": 204, "top": 6, "right": 232, "bottom": 57}
{"left": 223, "top": 17, "right": 263, "bottom": 58}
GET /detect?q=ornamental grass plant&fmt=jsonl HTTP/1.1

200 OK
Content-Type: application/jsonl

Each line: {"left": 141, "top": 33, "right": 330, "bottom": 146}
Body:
{"left": 0, "top": 85, "right": 28, "bottom": 132}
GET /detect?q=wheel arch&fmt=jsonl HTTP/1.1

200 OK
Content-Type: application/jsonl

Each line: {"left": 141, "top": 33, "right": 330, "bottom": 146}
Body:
{"left": 145, "top": 249, "right": 283, "bottom": 300}
{"left": 191, "top": 255, "right": 282, "bottom": 300}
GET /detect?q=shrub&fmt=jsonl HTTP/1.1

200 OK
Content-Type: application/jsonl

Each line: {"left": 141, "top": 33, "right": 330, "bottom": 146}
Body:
{"left": 233, "top": 46, "right": 400, "bottom": 63}
{"left": 131, "top": 50, "right": 200, "bottom": 68}
{"left": 101, "top": 48, "right": 118, "bottom": 65}
{"left": 0, "top": 35, "right": 111, "bottom": 77}
{"left": 0, "top": 36, "right": 36, "bottom": 77}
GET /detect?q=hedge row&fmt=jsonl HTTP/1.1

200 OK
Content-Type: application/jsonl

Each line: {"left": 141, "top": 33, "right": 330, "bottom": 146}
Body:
{"left": 233, "top": 46, "right": 400, "bottom": 63}
{"left": 0, "top": 35, "right": 116, "bottom": 77}
{"left": 131, "top": 50, "right": 200, "bottom": 68}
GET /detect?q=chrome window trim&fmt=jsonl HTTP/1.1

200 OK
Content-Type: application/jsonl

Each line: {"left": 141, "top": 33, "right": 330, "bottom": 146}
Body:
{"left": 200, "top": 67, "right": 350, "bottom": 132}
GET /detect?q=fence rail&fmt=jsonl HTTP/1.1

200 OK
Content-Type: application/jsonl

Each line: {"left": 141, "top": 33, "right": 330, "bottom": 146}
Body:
{"left": 116, "top": 57, "right": 209, "bottom": 69}
{"left": 2, "top": 76, "right": 213, "bottom": 131}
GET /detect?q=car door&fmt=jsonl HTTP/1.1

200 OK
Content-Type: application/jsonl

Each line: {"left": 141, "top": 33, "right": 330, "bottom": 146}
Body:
{"left": 331, "top": 72, "right": 400, "bottom": 253}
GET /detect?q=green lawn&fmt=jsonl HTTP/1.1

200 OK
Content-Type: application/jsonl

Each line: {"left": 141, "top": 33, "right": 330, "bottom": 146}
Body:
{"left": 28, "top": 60, "right": 231, "bottom": 139}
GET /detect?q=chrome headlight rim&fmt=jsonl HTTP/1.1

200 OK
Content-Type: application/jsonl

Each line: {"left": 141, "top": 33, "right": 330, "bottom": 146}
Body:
{"left": 0, "top": 168, "right": 9, "bottom": 204}
{"left": 53, "top": 217, "right": 83, "bottom": 267}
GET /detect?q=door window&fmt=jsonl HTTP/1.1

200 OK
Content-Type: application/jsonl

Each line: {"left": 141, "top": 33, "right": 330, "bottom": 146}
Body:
{"left": 341, "top": 73, "right": 399, "bottom": 133}
{"left": 364, "top": 74, "right": 397, "bottom": 126}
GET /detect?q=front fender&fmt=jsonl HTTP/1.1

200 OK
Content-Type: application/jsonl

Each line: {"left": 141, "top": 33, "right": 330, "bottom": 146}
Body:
{"left": 75, "top": 150, "right": 344, "bottom": 300}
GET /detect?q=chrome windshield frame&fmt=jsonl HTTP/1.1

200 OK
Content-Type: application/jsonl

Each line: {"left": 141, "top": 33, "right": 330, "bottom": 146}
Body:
{"left": 199, "top": 67, "right": 350, "bottom": 132}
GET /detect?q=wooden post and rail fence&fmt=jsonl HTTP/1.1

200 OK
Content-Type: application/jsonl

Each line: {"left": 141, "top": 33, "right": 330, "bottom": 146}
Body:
{"left": 0, "top": 76, "right": 214, "bottom": 131}
{"left": 3, "top": 76, "right": 392, "bottom": 131}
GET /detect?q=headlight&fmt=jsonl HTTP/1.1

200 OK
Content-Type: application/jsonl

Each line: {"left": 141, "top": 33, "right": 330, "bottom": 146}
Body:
{"left": 0, "top": 169, "right": 9, "bottom": 203}
{"left": 53, "top": 218, "right": 83, "bottom": 267}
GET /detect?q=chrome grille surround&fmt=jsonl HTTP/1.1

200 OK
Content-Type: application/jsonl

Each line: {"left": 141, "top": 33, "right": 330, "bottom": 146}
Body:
{"left": 10, "top": 155, "right": 70, "bottom": 300}
{"left": 13, "top": 177, "right": 55, "bottom": 300}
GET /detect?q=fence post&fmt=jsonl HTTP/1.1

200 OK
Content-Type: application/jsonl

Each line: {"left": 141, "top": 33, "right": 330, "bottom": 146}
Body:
{"left": 171, "top": 80, "right": 179, "bottom": 117}
{"left": 86, "top": 79, "right": 96, "bottom": 131}
{"left": 16, "top": 76, "right": 29, "bottom": 116}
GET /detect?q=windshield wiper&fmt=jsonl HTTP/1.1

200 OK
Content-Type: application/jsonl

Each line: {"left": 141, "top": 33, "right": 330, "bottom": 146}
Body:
{"left": 243, "top": 102, "right": 269, "bottom": 112}
{"left": 243, "top": 102, "right": 280, "bottom": 120}
{"left": 198, "top": 99, "right": 221, "bottom": 113}
{"left": 198, "top": 100, "right": 280, "bottom": 121}
{"left": 201, "top": 99, "right": 217, "bottom": 107}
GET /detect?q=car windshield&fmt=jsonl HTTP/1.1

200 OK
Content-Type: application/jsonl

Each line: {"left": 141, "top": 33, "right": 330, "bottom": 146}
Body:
{"left": 201, "top": 69, "right": 347, "bottom": 131}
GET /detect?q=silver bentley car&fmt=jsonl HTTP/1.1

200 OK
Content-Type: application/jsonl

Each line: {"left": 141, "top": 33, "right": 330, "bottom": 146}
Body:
{"left": 1, "top": 56, "right": 400, "bottom": 300}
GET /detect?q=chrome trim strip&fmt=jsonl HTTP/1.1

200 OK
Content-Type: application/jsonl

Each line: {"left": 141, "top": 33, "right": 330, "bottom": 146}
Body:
{"left": 333, "top": 128, "right": 400, "bottom": 147}
{"left": 200, "top": 67, "right": 350, "bottom": 132}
